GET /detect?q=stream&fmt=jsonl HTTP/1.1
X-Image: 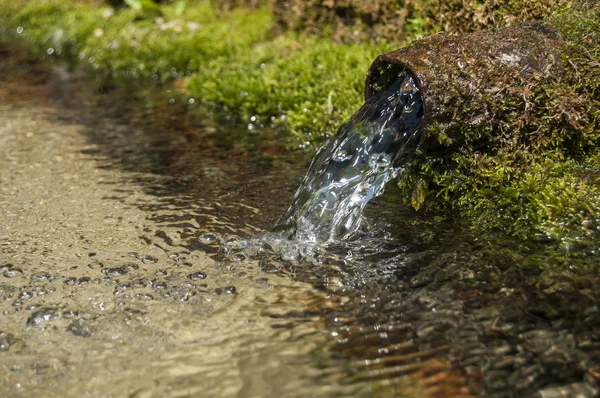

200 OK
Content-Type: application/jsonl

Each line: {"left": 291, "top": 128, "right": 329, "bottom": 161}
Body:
{"left": 1, "top": 44, "right": 600, "bottom": 397}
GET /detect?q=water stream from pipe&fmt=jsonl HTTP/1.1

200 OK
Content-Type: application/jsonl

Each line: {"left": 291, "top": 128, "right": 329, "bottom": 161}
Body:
{"left": 275, "top": 73, "right": 423, "bottom": 243}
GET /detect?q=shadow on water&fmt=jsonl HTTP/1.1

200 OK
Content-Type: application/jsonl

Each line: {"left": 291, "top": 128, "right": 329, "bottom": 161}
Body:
{"left": 2, "top": 43, "right": 600, "bottom": 397}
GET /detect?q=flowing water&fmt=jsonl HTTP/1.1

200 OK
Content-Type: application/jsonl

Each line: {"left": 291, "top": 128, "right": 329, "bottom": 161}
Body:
{"left": 2, "top": 43, "right": 600, "bottom": 398}
{"left": 276, "top": 73, "right": 422, "bottom": 242}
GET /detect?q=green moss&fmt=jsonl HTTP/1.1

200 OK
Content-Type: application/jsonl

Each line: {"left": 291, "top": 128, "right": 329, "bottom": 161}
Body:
{"left": 187, "top": 35, "right": 389, "bottom": 146}
{"left": 0, "top": 0, "right": 396, "bottom": 148}
{"left": 271, "top": 0, "right": 566, "bottom": 43}
{"left": 389, "top": 2, "right": 600, "bottom": 250}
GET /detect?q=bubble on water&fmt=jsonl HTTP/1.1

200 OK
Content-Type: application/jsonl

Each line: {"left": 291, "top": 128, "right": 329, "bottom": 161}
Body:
{"left": 131, "top": 279, "right": 148, "bottom": 288}
{"left": 223, "top": 286, "right": 237, "bottom": 294}
{"left": 188, "top": 272, "right": 207, "bottom": 280}
{"left": 188, "top": 98, "right": 195, "bottom": 104}
{"left": 134, "top": 293, "right": 154, "bottom": 301}
{"left": 113, "top": 283, "right": 131, "bottom": 296}
{"left": 228, "top": 252, "right": 248, "bottom": 262}
{"left": 64, "top": 277, "right": 77, "bottom": 286}
{"left": 103, "top": 266, "right": 129, "bottom": 276}
{"left": 168, "top": 98, "right": 175, "bottom": 105}
{"left": 0, "top": 331, "right": 16, "bottom": 352}
{"left": 16, "top": 27, "right": 23, "bottom": 34}
{"left": 67, "top": 318, "right": 94, "bottom": 338}
{"left": 31, "top": 272, "right": 52, "bottom": 282}
{"left": 169, "top": 285, "right": 195, "bottom": 302}
{"left": 140, "top": 255, "right": 158, "bottom": 264}
{"left": 88, "top": 260, "right": 104, "bottom": 270}
{"left": 3, "top": 266, "right": 23, "bottom": 279}
{"left": 152, "top": 281, "right": 168, "bottom": 290}
{"left": 259, "top": 259, "right": 279, "bottom": 273}
{"left": 26, "top": 307, "right": 58, "bottom": 327}
{"left": 62, "top": 310, "right": 79, "bottom": 319}
{"left": 199, "top": 233, "right": 218, "bottom": 245}
{"left": 46, "top": 48, "right": 54, "bottom": 55}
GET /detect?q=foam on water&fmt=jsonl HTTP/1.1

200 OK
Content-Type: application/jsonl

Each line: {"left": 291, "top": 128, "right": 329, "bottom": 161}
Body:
{"left": 276, "top": 73, "right": 423, "bottom": 243}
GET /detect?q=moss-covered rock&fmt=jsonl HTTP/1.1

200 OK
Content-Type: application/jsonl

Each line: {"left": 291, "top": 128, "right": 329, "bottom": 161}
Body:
{"left": 364, "top": 2, "right": 600, "bottom": 248}
{"left": 271, "top": 0, "right": 567, "bottom": 43}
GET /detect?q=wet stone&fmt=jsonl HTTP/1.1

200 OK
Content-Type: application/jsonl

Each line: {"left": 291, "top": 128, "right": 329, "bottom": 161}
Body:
{"left": 26, "top": 307, "right": 58, "bottom": 327}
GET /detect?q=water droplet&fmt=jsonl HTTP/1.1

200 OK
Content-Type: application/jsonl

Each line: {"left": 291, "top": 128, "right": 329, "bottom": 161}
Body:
{"left": 168, "top": 98, "right": 175, "bottom": 105}
{"left": 46, "top": 47, "right": 54, "bottom": 55}
{"left": 16, "top": 27, "right": 23, "bottom": 34}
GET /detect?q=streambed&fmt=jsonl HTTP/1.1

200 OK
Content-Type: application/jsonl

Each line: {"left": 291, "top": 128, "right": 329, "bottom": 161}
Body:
{"left": 1, "top": 45, "right": 600, "bottom": 397}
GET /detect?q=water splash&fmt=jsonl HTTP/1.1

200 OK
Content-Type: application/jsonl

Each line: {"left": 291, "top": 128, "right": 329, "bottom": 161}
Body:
{"left": 276, "top": 73, "right": 423, "bottom": 242}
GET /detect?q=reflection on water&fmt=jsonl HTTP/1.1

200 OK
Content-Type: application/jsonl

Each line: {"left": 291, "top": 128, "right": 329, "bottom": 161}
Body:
{"left": 1, "top": 44, "right": 600, "bottom": 398}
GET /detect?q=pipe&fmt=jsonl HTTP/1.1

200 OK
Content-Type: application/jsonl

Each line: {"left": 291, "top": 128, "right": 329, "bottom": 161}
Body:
{"left": 364, "top": 24, "right": 566, "bottom": 152}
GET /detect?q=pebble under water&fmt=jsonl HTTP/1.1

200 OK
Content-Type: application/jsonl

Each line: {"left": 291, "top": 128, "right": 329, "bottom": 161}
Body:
{"left": 2, "top": 45, "right": 600, "bottom": 398}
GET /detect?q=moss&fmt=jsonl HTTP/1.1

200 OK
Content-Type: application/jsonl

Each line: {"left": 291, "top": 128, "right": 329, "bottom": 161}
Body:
{"left": 187, "top": 35, "right": 389, "bottom": 146}
{"left": 368, "top": 2, "right": 600, "bottom": 249}
{"left": 0, "top": 0, "right": 396, "bottom": 148}
{"left": 271, "top": 0, "right": 567, "bottom": 43}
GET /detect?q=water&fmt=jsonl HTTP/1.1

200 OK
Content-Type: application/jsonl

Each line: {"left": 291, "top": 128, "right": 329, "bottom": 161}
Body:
{"left": 277, "top": 73, "right": 423, "bottom": 242}
{"left": 2, "top": 43, "right": 600, "bottom": 398}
